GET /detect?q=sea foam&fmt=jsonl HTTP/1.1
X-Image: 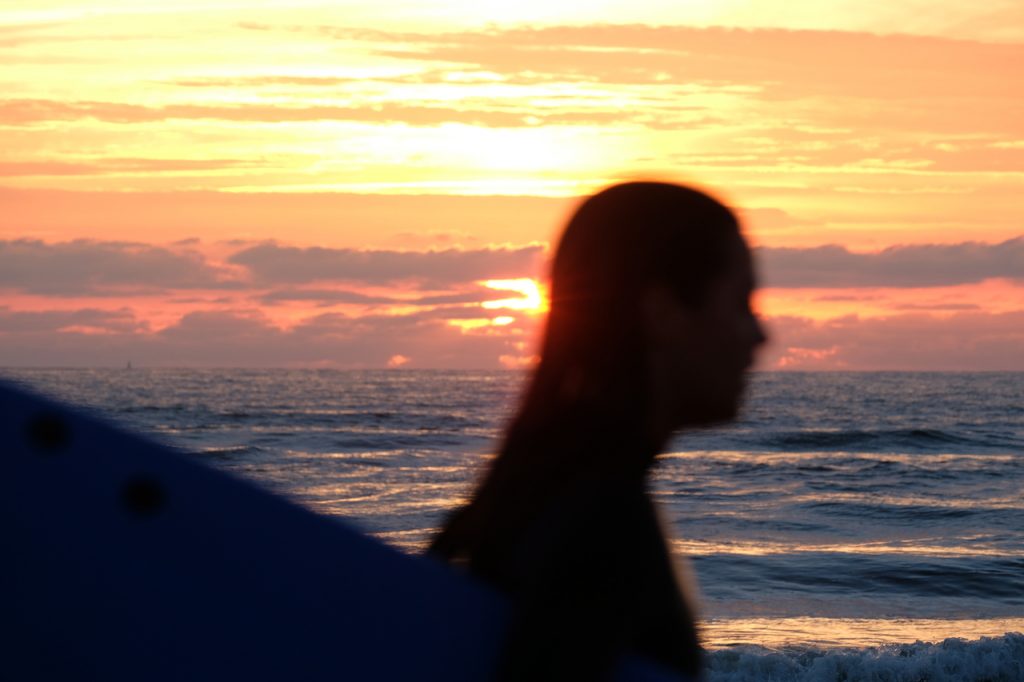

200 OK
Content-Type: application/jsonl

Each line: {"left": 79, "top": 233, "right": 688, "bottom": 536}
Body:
{"left": 705, "top": 633, "right": 1024, "bottom": 681}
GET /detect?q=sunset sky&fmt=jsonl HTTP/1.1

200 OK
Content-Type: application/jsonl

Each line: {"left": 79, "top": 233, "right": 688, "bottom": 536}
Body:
{"left": 2, "top": 1, "right": 1022, "bottom": 369}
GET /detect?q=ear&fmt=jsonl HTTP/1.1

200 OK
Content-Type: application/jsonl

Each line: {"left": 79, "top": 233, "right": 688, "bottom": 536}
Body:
{"left": 641, "top": 285, "right": 673, "bottom": 322}
{"left": 641, "top": 285, "right": 693, "bottom": 343}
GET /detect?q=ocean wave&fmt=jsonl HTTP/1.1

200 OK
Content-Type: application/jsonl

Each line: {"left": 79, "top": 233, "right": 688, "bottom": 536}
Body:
{"left": 196, "top": 445, "right": 265, "bottom": 458}
{"left": 694, "top": 554, "right": 1024, "bottom": 602}
{"left": 676, "top": 426, "right": 1024, "bottom": 457}
{"left": 798, "top": 500, "right": 981, "bottom": 521}
{"left": 705, "top": 632, "right": 1024, "bottom": 681}
{"left": 763, "top": 428, "right": 1019, "bottom": 453}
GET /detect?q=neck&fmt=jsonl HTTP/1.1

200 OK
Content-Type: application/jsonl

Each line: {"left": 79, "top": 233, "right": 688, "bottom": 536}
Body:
{"left": 644, "top": 396, "right": 678, "bottom": 460}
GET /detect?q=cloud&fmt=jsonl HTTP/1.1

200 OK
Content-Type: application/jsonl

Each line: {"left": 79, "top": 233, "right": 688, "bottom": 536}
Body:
{"left": 0, "top": 308, "right": 535, "bottom": 368}
{"left": 4, "top": 233, "right": 1020, "bottom": 369}
{"left": 757, "top": 237, "right": 1024, "bottom": 288}
{"left": 0, "top": 238, "right": 548, "bottom": 299}
{"left": 0, "top": 158, "right": 260, "bottom": 177}
{"left": 668, "top": 140, "right": 1024, "bottom": 175}
{"left": 229, "top": 243, "right": 545, "bottom": 287}
{"left": 165, "top": 72, "right": 529, "bottom": 88}
{"left": 0, "top": 189, "right": 571, "bottom": 250}
{"left": 0, "top": 307, "right": 144, "bottom": 334}
{"left": 168, "top": 75, "right": 365, "bottom": 88}
{"left": 762, "top": 310, "right": 1024, "bottom": 370}
{"left": 212, "top": 23, "right": 1023, "bottom": 139}
{"left": 10, "top": 25, "right": 1019, "bottom": 136}
{"left": 0, "top": 97, "right": 650, "bottom": 128}
{"left": 945, "top": 3, "right": 1024, "bottom": 43}
{"left": 258, "top": 288, "right": 402, "bottom": 305}
{"left": 387, "top": 353, "right": 410, "bottom": 367}
{"left": 1, "top": 304, "right": 1020, "bottom": 370}
{"left": 258, "top": 286, "right": 502, "bottom": 306}
{"left": 0, "top": 239, "right": 231, "bottom": 295}
{"left": 893, "top": 302, "right": 981, "bottom": 311}
{"left": 0, "top": 21, "right": 91, "bottom": 48}
{"left": 296, "top": 24, "right": 1023, "bottom": 100}
{"left": 6, "top": 232, "right": 1019, "bottom": 306}
{"left": 737, "top": 207, "right": 819, "bottom": 233}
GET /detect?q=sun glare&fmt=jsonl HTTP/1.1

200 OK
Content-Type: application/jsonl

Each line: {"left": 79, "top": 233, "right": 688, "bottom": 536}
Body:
{"left": 482, "top": 278, "right": 547, "bottom": 313}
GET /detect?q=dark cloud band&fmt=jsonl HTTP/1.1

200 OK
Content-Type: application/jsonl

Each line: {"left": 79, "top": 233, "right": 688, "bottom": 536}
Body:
{"left": 757, "top": 237, "right": 1023, "bottom": 288}
{"left": 3, "top": 237, "right": 1018, "bottom": 296}
{"left": 229, "top": 243, "right": 544, "bottom": 287}
{"left": 0, "top": 239, "right": 226, "bottom": 295}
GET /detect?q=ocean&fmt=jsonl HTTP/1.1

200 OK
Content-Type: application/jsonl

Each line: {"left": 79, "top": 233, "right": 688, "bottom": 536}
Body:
{"left": 4, "top": 368, "right": 1023, "bottom": 681}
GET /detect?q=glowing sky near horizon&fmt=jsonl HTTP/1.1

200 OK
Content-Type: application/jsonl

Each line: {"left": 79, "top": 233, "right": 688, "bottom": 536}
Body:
{"left": 1, "top": 1, "right": 1022, "bottom": 369}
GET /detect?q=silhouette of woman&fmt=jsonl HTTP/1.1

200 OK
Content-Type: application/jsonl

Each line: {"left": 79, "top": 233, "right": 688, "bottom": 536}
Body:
{"left": 429, "top": 182, "right": 766, "bottom": 681}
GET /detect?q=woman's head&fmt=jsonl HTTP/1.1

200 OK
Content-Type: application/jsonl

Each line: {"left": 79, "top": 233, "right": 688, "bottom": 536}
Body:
{"left": 437, "top": 182, "right": 729, "bottom": 679}
{"left": 518, "top": 182, "right": 764, "bottom": 443}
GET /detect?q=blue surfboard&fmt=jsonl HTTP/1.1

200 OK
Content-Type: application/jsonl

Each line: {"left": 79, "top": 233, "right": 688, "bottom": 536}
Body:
{"left": 0, "top": 380, "right": 686, "bottom": 681}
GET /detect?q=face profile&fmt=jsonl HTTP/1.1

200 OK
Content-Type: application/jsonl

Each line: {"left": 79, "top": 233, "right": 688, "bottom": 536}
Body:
{"left": 429, "top": 180, "right": 765, "bottom": 681}
{"left": 643, "top": 233, "right": 767, "bottom": 429}
{"left": 527, "top": 181, "right": 766, "bottom": 448}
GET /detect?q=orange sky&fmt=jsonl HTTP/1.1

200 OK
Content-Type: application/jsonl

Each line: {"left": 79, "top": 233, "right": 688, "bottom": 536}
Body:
{"left": 1, "top": 2, "right": 1022, "bottom": 369}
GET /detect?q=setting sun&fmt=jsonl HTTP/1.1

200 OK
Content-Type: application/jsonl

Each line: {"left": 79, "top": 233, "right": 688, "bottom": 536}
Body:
{"left": 482, "top": 278, "right": 548, "bottom": 313}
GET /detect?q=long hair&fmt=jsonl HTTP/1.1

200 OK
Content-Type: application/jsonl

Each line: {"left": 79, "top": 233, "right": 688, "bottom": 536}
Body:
{"left": 430, "top": 182, "right": 741, "bottom": 674}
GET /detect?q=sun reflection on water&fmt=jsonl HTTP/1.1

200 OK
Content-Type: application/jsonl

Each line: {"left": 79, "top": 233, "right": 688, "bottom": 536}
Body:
{"left": 702, "top": 617, "right": 1024, "bottom": 649}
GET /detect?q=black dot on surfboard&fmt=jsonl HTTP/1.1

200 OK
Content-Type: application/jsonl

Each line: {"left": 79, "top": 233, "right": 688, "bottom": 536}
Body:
{"left": 26, "top": 413, "right": 71, "bottom": 453}
{"left": 121, "top": 477, "right": 166, "bottom": 517}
